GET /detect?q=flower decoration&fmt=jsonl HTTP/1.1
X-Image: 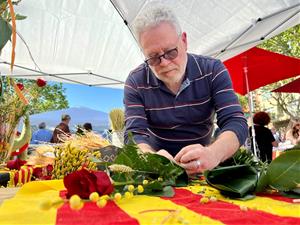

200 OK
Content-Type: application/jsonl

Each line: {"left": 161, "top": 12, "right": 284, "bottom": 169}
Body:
{"left": 63, "top": 168, "right": 114, "bottom": 199}
{"left": 6, "top": 158, "right": 27, "bottom": 170}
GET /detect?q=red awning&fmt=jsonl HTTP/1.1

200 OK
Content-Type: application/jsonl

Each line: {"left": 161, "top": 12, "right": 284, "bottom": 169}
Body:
{"left": 224, "top": 47, "right": 300, "bottom": 95}
{"left": 272, "top": 77, "right": 300, "bottom": 93}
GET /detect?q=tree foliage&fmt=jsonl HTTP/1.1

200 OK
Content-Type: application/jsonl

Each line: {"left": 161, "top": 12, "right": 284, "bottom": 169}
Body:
{"left": 1, "top": 78, "right": 69, "bottom": 115}
{"left": 257, "top": 24, "right": 300, "bottom": 119}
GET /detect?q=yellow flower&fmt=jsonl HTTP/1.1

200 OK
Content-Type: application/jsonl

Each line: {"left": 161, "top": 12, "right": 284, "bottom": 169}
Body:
{"left": 142, "top": 180, "right": 148, "bottom": 185}
{"left": 69, "top": 195, "right": 83, "bottom": 211}
{"left": 97, "top": 199, "right": 107, "bottom": 208}
{"left": 89, "top": 192, "right": 99, "bottom": 202}
{"left": 127, "top": 185, "right": 135, "bottom": 192}
{"left": 137, "top": 185, "right": 144, "bottom": 193}
{"left": 114, "top": 193, "right": 122, "bottom": 201}
{"left": 124, "top": 191, "right": 132, "bottom": 199}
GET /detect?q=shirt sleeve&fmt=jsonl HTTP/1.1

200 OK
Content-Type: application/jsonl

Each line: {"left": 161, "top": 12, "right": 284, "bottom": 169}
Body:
{"left": 211, "top": 60, "right": 249, "bottom": 146}
{"left": 123, "top": 74, "right": 151, "bottom": 145}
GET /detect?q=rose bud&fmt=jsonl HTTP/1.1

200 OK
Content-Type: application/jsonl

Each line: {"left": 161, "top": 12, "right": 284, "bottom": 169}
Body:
{"left": 16, "top": 83, "right": 24, "bottom": 90}
{"left": 36, "top": 78, "right": 46, "bottom": 87}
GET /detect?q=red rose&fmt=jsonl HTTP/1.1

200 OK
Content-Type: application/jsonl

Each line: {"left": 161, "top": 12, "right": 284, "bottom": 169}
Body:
{"left": 63, "top": 168, "right": 113, "bottom": 199}
{"left": 6, "top": 159, "right": 27, "bottom": 170}
{"left": 16, "top": 83, "right": 24, "bottom": 90}
{"left": 46, "top": 164, "right": 53, "bottom": 174}
{"left": 36, "top": 78, "right": 46, "bottom": 87}
{"left": 33, "top": 167, "right": 43, "bottom": 179}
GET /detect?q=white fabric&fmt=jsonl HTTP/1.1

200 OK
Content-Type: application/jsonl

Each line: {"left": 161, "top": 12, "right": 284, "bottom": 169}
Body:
{"left": 0, "top": 0, "right": 299, "bottom": 87}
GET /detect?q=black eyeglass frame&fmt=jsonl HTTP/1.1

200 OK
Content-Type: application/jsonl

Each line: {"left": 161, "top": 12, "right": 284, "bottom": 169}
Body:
{"left": 145, "top": 47, "right": 178, "bottom": 66}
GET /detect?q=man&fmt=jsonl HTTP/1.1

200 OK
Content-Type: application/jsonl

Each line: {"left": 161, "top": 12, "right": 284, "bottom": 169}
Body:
{"left": 124, "top": 4, "right": 248, "bottom": 174}
{"left": 30, "top": 122, "right": 52, "bottom": 144}
{"left": 51, "top": 114, "right": 71, "bottom": 143}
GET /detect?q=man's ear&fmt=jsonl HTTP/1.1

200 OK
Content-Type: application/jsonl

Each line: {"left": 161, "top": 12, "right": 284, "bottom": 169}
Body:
{"left": 181, "top": 32, "right": 187, "bottom": 50}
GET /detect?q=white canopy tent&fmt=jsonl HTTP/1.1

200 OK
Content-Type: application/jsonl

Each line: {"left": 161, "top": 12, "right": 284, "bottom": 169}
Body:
{"left": 0, "top": 0, "right": 299, "bottom": 87}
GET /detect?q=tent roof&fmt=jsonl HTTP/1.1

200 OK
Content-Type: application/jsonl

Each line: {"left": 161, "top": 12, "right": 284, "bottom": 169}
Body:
{"left": 0, "top": 0, "right": 299, "bottom": 88}
{"left": 272, "top": 77, "right": 300, "bottom": 93}
{"left": 224, "top": 47, "right": 300, "bottom": 95}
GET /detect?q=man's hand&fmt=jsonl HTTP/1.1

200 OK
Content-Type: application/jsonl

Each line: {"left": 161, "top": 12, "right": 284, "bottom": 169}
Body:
{"left": 137, "top": 143, "right": 175, "bottom": 161}
{"left": 156, "top": 149, "right": 175, "bottom": 161}
{"left": 175, "top": 131, "right": 240, "bottom": 174}
{"left": 174, "top": 144, "right": 220, "bottom": 174}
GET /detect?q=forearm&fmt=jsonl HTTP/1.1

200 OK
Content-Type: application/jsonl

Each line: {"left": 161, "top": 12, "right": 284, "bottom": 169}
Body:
{"left": 208, "top": 130, "right": 240, "bottom": 164}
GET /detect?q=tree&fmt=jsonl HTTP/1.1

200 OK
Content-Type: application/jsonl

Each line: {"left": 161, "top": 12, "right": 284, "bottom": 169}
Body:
{"left": 1, "top": 78, "right": 69, "bottom": 115}
{"left": 256, "top": 24, "right": 300, "bottom": 120}
{"left": 26, "top": 80, "right": 69, "bottom": 115}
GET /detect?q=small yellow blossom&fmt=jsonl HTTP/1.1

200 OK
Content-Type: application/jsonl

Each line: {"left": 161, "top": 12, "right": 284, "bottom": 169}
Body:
{"left": 70, "top": 195, "right": 83, "bottom": 211}
{"left": 114, "top": 193, "right": 122, "bottom": 201}
{"left": 89, "top": 192, "right": 99, "bottom": 202}
{"left": 142, "top": 180, "right": 148, "bottom": 185}
{"left": 127, "top": 185, "right": 135, "bottom": 192}
{"left": 200, "top": 197, "right": 209, "bottom": 204}
{"left": 137, "top": 185, "right": 144, "bottom": 193}
{"left": 97, "top": 199, "right": 107, "bottom": 208}
{"left": 124, "top": 191, "right": 132, "bottom": 199}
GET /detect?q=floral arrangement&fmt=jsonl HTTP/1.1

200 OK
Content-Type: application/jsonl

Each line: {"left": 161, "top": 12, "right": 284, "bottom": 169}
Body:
{"left": 0, "top": 77, "right": 47, "bottom": 164}
{"left": 41, "top": 140, "right": 188, "bottom": 211}
{"left": 39, "top": 142, "right": 300, "bottom": 212}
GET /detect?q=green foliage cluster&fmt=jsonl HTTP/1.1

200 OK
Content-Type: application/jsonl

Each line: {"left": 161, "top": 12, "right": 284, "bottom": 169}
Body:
{"left": 106, "top": 141, "right": 188, "bottom": 197}
{"left": 205, "top": 148, "right": 300, "bottom": 199}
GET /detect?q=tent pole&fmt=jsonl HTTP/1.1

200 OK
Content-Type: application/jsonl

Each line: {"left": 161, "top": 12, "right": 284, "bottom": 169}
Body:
{"left": 243, "top": 65, "right": 257, "bottom": 157}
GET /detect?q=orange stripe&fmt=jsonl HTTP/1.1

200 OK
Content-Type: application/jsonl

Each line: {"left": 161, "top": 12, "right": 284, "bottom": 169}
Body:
{"left": 163, "top": 189, "right": 300, "bottom": 225}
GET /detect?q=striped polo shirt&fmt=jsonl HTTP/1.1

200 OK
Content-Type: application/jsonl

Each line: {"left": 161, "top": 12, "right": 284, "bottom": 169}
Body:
{"left": 124, "top": 53, "right": 248, "bottom": 156}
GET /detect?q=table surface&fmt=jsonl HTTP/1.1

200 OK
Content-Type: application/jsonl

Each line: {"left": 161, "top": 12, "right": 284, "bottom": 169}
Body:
{"left": 0, "top": 180, "right": 299, "bottom": 225}
{"left": 0, "top": 187, "right": 19, "bottom": 205}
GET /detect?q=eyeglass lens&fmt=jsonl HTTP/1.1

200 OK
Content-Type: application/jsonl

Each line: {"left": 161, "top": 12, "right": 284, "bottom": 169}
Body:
{"left": 146, "top": 48, "right": 178, "bottom": 66}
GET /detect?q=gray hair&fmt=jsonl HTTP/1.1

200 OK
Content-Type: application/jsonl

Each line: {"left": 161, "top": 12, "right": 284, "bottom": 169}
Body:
{"left": 132, "top": 3, "right": 182, "bottom": 42}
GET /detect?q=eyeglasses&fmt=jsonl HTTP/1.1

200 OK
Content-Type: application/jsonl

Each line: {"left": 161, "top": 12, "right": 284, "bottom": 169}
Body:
{"left": 145, "top": 47, "right": 178, "bottom": 66}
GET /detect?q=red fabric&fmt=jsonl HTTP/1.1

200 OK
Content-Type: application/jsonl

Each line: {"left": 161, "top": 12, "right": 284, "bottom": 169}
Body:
{"left": 56, "top": 190, "right": 139, "bottom": 225}
{"left": 164, "top": 189, "right": 300, "bottom": 225}
{"left": 224, "top": 47, "right": 300, "bottom": 95}
{"left": 272, "top": 77, "right": 300, "bottom": 93}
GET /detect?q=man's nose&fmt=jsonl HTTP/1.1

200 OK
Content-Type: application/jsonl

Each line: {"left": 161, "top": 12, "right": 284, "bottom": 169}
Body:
{"left": 159, "top": 56, "right": 171, "bottom": 66}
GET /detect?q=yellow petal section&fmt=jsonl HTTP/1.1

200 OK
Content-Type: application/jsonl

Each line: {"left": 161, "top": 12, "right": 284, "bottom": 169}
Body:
{"left": 115, "top": 194, "right": 225, "bottom": 225}
{"left": 0, "top": 180, "right": 64, "bottom": 225}
{"left": 184, "top": 185, "right": 300, "bottom": 218}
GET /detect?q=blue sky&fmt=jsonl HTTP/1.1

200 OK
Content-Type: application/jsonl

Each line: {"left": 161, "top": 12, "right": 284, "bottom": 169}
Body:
{"left": 62, "top": 83, "right": 124, "bottom": 113}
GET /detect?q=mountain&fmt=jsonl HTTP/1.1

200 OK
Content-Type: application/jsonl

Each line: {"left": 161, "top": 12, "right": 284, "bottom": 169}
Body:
{"left": 30, "top": 107, "right": 109, "bottom": 132}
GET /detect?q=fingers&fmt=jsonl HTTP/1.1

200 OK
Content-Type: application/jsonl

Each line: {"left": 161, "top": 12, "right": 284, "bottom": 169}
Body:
{"left": 174, "top": 144, "right": 201, "bottom": 162}
{"left": 180, "top": 160, "right": 201, "bottom": 172}
{"left": 177, "top": 150, "right": 200, "bottom": 163}
{"left": 156, "top": 149, "right": 175, "bottom": 162}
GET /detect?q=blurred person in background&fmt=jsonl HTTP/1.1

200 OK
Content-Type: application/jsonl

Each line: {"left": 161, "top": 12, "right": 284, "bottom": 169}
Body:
{"left": 285, "top": 119, "right": 300, "bottom": 145}
{"left": 30, "top": 122, "right": 52, "bottom": 144}
{"left": 249, "top": 112, "right": 278, "bottom": 163}
{"left": 51, "top": 114, "right": 71, "bottom": 143}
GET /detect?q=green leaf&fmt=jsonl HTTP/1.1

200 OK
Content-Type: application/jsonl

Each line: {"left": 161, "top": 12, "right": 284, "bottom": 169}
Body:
{"left": 255, "top": 164, "right": 269, "bottom": 192}
{"left": 0, "top": 16, "right": 11, "bottom": 51}
{"left": 204, "top": 165, "right": 258, "bottom": 198}
{"left": 114, "top": 142, "right": 187, "bottom": 185}
{"left": 15, "top": 14, "right": 27, "bottom": 20}
{"left": 267, "top": 150, "right": 300, "bottom": 191}
{"left": 110, "top": 142, "right": 187, "bottom": 197}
